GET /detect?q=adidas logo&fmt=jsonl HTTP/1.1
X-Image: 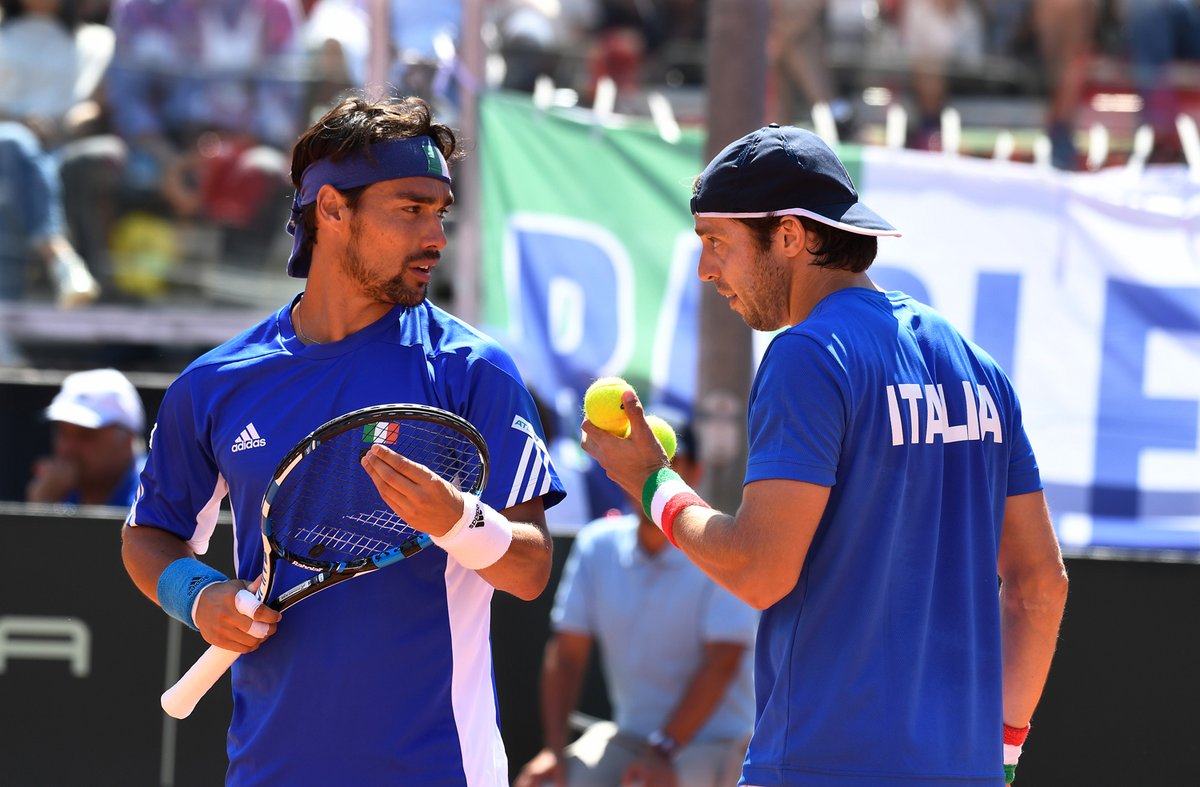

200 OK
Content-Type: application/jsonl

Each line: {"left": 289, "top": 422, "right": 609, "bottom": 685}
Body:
{"left": 232, "top": 423, "right": 267, "bottom": 453}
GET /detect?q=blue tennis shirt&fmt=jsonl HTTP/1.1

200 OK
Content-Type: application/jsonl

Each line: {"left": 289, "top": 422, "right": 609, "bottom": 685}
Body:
{"left": 741, "top": 288, "right": 1041, "bottom": 786}
{"left": 130, "top": 297, "right": 565, "bottom": 786}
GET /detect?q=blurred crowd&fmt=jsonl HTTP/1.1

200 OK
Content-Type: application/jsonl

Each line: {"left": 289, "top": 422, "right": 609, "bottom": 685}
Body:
{"left": 0, "top": 0, "right": 1197, "bottom": 311}
{"left": 769, "top": 0, "right": 1200, "bottom": 167}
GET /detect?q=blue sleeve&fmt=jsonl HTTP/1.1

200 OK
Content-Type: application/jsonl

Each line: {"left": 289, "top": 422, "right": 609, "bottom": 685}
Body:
{"left": 443, "top": 342, "right": 566, "bottom": 513}
{"left": 1006, "top": 392, "right": 1043, "bottom": 496}
{"left": 549, "top": 532, "right": 593, "bottom": 635}
{"left": 127, "top": 374, "right": 226, "bottom": 554}
{"left": 745, "top": 332, "right": 846, "bottom": 487}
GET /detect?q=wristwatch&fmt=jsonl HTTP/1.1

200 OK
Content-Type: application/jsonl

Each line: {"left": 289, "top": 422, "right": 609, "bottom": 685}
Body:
{"left": 647, "top": 730, "right": 679, "bottom": 761}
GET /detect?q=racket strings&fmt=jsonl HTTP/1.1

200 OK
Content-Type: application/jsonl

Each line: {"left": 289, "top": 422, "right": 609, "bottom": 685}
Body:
{"left": 291, "top": 509, "right": 416, "bottom": 558}
{"left": 269, "top": 416, "right": 484, "bottom": 565}
{"left": 390, "top": 420, "right": 484, "bottom": 490}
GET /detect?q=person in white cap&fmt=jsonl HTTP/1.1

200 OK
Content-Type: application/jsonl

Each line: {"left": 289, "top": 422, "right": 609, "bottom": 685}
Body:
{"left": 27, "top": 368, "right": 145, "bottom": 506}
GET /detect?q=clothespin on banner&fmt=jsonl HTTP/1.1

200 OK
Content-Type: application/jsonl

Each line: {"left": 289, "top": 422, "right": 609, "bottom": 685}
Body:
{"left": 1176, "top": 114, "right": 1200, "bottom": 176}
{"left": 647, "top": 92, "right": 681, "bottom": 144}
{"left": 885, "top": 104, "right": 907, "bottom": 150}
{"left": 533, "top": 75, "right": 555, "bottom": 112}
{"left": 1124, "top": 124, "right": 1154, "bottom": 175}
{"left": 992, "top": 130, "right": 1015, "bottom": 162}
{"left": 812, "top": 102, "right": 839, "bottom": 145}
{"left": 940, "top": 107, "right": 961, "bottom": 156}
{"left": 1086, "top": 123, "right": 1109, "bottom": 171}
{"left": 592, "top": 76, "right": 616, "bottom": 123}
{"left": 1032, "top": 134, "right": 1052, "bottom": 170}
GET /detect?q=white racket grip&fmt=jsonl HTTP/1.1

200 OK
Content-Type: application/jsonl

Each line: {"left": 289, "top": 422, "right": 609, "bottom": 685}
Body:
{"left": 161, "top": 644, "right": 240, "bottom": 719}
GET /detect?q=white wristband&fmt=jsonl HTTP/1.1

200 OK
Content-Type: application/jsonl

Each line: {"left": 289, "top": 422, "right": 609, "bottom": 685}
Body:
{"left": 432, "top": 493, "right": 514, "bottom": 570}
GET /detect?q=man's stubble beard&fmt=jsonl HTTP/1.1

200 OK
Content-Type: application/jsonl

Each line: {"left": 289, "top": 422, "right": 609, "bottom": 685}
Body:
{"left": 738, "top": 248, "right": 791, "bottom": 331}
{"left": 343, "top": 222, "right": 431, "bottom": 307}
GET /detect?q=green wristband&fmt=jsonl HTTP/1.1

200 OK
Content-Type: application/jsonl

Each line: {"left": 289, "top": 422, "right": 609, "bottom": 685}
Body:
{"left": 642, "top": 468, "right": 681, "bottom": 520}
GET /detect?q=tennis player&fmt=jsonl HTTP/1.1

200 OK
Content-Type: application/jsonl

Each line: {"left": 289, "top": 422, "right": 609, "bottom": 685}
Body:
{"left": 581, "top": 125, "right": 1068, "bottom": 786}
{"left": 121, "top": 95, "right": 565, "bottom": 786}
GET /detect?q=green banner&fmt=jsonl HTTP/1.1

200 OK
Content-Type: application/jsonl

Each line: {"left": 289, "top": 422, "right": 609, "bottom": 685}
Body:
{"left": 480, "top": 90, "right": 706, "bottom": 402}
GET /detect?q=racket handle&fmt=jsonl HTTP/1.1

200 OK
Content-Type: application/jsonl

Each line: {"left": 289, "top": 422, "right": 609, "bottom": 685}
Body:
{"left": 161, "top": 644, "right": 240, "bottom": 719}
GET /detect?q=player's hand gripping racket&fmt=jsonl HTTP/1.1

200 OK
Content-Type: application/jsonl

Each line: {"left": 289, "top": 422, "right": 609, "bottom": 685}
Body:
{"left": 160, "top": 404, "right": 489, "bottom": 719}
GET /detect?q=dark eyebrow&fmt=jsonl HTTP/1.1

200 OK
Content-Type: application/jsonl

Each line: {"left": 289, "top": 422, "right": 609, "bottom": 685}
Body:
{"left": 392, "top": 190, "right": 455, "bottom": 208}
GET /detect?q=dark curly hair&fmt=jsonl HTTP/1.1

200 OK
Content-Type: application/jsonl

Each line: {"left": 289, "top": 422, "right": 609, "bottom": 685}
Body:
{"left": 737, "top": 215, "right": 878, "bottom": 273}
{"left": 290, "top": 94, "right": 463, "bottom": 260}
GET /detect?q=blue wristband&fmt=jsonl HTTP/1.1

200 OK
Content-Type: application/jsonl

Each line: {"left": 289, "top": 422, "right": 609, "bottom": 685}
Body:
{"left": 156, "top": 557, "right": 228, "bottom": 631}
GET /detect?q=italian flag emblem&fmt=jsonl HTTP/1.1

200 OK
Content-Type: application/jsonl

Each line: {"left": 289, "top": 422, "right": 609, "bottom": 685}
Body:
{"left": 362, "top": 422, "right": 399, "bottom": 445}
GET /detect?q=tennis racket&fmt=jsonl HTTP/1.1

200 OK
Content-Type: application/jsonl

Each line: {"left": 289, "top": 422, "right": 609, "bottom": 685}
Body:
{"left": 160, "top": 403, "right": 489, "bottom": 719}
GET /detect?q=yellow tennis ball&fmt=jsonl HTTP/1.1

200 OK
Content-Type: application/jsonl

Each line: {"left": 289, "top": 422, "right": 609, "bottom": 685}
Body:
{"left": 583, "top": 376, "right": 634, "bottom": 437}
{"left": 644, "top": 414, "right": 677, "bottom": 461}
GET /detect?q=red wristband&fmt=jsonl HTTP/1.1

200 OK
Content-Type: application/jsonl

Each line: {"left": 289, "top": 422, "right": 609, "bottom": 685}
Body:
{"left": 660, "top": 491, "right": 707, "bottom": 548}
{"left": 1003, "top": 723, "right": 1030, "bottom": 746}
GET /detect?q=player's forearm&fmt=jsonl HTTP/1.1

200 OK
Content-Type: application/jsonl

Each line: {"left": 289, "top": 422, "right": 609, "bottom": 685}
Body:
{"left": 673, "top": 507, "right": 759, "bottom": 602}
{"left": 121, "top": 523, "right": 196, "bottom": 604}
{"left": 674, "top": 505, "right": 801, "bottom": 610}
{"left": 1000, "top": 566, "right": 1068, "bottom": 725}
{"left": 475, "top": 520, "right": 553, "bottom": 600}
{"left": 650, "top": 478, "right": 824, "bottom": 610}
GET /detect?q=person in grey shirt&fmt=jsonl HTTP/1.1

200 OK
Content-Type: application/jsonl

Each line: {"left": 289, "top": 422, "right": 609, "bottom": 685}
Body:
{"left": 516, "top": 415, "right": 757, "bottom": 787}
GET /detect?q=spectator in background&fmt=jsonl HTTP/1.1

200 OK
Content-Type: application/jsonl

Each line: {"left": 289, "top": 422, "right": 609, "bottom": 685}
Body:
{"left": 910, "top": 0, "right": 1097, "bottom": 169}
{"left": 769, "top": 0, "right": 855, "bottom": 136}
{"left": 515, "top": 415, "right": 756, "bottom": 787}
{"left": 299, "top": 0, "right": 369, "bottom": 120}
{"left": 641, "top": 0, "right": 705, "bottom": 87}
{"left": 1023, "top": 0, "right": 1098, "bottom": 169}
{"left": 490, "top": 0, "right": 598, "bottom": 93}
{"left": 587, "top": 0, "right": 664, "bottom": 108}
{"left": 62, "top": 0, "right": 304, "bottom": 291}
{"left": 902, "top": 0, "right": 985, "bottom": 150}
{"left": 389, "top": 0, "right": 462, "bottom": 117}
{"left": 27, "top": 368, "right": 146, "bottom": 507}
{"left": 0, "top": 0, "right": 108, "bottom": 305}
{"left": 1122, "top": 0, "right": 1200, "bottom": 156}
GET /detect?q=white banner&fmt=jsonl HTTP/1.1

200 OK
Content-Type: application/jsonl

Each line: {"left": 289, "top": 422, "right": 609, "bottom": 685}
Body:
{"left": 480, "top": 94, "right": 1200, "bottom": 554}
{"left": 861, "top": 150, "right": 1200, "bottom": 554}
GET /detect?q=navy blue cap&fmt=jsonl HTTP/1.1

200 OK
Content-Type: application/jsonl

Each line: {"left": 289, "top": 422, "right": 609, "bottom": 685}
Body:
{"left": 691, "top": 124, "right": 900, "bottom": 237}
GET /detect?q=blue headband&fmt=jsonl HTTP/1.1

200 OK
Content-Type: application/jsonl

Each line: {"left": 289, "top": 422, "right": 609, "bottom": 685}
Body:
{"left": 285, "top": 136, "right": 452, "bottom": 277}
